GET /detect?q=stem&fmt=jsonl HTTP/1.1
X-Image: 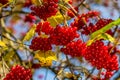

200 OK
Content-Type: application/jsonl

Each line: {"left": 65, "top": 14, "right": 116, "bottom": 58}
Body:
{"left": 65, "top": 2, "right": 78, "bottom": 15}
{"left": 86, "top": 67, "right": 95, "bottom": 80}
{"left": 44, "top": 67, "right": 48, "bottom": 80}
{"left": 2, "top": 34, "right": 30, "bottom": 46}
{"left": 65, "top": 55, "right": 74, "bottom": 74}
{"left": 77, "top": 0, "right": 86, "bottom": 7}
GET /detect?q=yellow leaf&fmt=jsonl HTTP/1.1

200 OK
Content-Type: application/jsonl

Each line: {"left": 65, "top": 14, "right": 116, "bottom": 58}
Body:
{"left": 34, "top": 50, "right": 57, "bottom": 66}
{"left": 23, "top": 24, "right": 36, "bottom": 41}
{"left": 87, "top": 33, "right": 115, "bottom": 46}
{"left": 0, "top": 40, "right": 8, "bottom": 50}
{"left": 65, "top": 0, "right": 70, "bottom": 2}
{"left": 4, "top": 49, "right": 15, "bottom": 61}
{"left": 0, "top": 40, "right": 6, "bottom": 47}
{"left": 31, "top": 0, "right": 41, "bottom": 6}
{"left": 47, "top": 12, "right": 70, "bottom": 27}
{"left": 8, "top": 0, "right": 14, "bottom": 3}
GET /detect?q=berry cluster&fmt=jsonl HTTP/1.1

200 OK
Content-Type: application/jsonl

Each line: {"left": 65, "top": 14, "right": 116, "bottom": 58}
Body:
{"left": 24, "top": 0, "right": 32, "bottom": 7}
{"left": 61, "top": 40, "right": 86, "bottom": 57}
{"left": 31, "top": 2, "right": 58, "bottom": 20}
{"left": 96, "top": 18, "right": 113, "bottom": 30}
{"left": 67, "top": 7, "right": 78, "bottom": 18}
{"left": 84, "top": 40, "right": 119, "bottom": 71}
{"left": 35, "top": 21, "right": 54, "bottom": 35}
{"left": 0, "top": 0, "right": 8, "bottom": 5}
{"left": 24, "top": 14, "right": 36, "bottom": 23}
{"left": 103, "top": 71, "right": 113, "bottom": 80}
{"left": 71, "top": 11, "right": 100, "bottom": 30}
{"left": 43, "top": 0, "right": 58, "bottom": 3}
{"left": 49, "top": 25, "right": 79, "bottom": 45}
{"left": 29, "top": 37, "right": 52, "bottom": 51}
{"left": 30, "top": 21, "right": 79, "bottom": 51}
{"left": 108, "top": 44, "right": 120, "bottom": 55}
{"left": 3, "top": 65, "right": 32, "bottom": 80}
{"left": 81, "top": 18, "right": 113, "bottom": 35}
{"left": 81, "top": 23, "right": 97, "bottom": 35}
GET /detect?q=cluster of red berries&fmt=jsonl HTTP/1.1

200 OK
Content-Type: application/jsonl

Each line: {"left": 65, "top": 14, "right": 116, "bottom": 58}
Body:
{"left": 84, "top": 40, "right": 119, "bottom": 71}
{"left": 81, "top": 18, "right": 113, "bottom": 35}
{"left": 108, "top": 44, "right": 120, "bottom": 55}
{"left": 49, "top": 25, "right": 79, "bottom": 45}
{"left": 67, "top": 7, "right": 78, "bottom": 18}
{"left": 71, "top": 11, "right": 100, "bottom": 30}
{"left": 3, "top": 65, "right": 32, "bottom": 80}
{"left": 61, "top": 40, "right": 86, "bottom": 57}
{"left": 96, "top": 18, "right": 113, "bottom": 30}
{"left": 103, "top": 71, "right": 113, "bottom": 80}
{"left": 24, "top": 14, "right": 36, "bottom": 23}
{"left": 31, "top": 1, "right": 58, "bottom": 20}
{"left": 43, "top": 0, "right": 58, "bottom": 3}
{"left": 30, "top": 21, "right": 79, "bottom": 51}
{"left": 24, "top": 0, "right": 32, "bottom": 7}
{"left": 29, "top": 37, "right": 52, "bottom": 51}
{"left": 35, "top": 21, "right": 54, "bottom": 35}
{"left": 0, "top": 0, "right": 8, "bottom": 5}
{"left": 95, "top": 18, "right": 113, "bottom": 35}
{"left": 81, "top": 23, "right": 97, "bottom": 35}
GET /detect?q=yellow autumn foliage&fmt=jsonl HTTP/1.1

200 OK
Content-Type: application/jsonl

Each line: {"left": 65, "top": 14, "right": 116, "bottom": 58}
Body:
{"left": 34, "top": 50, "right": 57, "bottom": 66}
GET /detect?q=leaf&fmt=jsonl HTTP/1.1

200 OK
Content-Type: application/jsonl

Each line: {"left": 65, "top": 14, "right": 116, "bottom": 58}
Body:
{"left": 90, "top": 18, "right": 120, "bottom": 39}
{"left": 0, "top": 40, "right": 6, "bottom": 47}
{"left": 31, "top": 0, "right": 41, "bottom": 6}
{"left": 101, "top": 33, "right": 115, "bottom": 43}
{"left": 0, "top": 40, "right": 8, "bottom": 50}
{"left": 23, "top": 24, "right": 36, "bottom": 42}
{"left": 34, "top": 50, "right": 57, "bottom": 66}
{"left": 3, "top": 49, "right": 15, "bottom": 61}
{"left": 8, "top": 0, "right": 14, "bottom": 3}
{"left": 87, "top": 33, "right": 115, "bottom": 46}
{"left": 47, "top": 12, "right": 70, "bottom": 27}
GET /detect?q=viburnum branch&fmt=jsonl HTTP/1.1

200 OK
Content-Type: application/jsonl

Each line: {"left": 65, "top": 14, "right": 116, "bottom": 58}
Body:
{"left": 65, "top": 2, "right": 78, "bottom": 16}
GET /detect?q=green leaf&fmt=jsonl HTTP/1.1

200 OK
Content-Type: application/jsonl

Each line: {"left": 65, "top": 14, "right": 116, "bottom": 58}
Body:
{"left": 23, "top": 24, "right": 36, "bottom": 42}
{"left": 90, "top": 18, "right": 120, "bottom": 39}
{"left": 87, "top": 33, "right": 115, "bottom": 46}
{"left": 101, "top": 33, "right": 115, "bottom": 43}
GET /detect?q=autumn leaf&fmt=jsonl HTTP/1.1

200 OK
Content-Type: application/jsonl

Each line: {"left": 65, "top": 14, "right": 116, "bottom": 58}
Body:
{"left": 34, "top": 50, "right": 57, "bottom": 66}
{"left": 23, "top": 24, "right": 36, "bottom": 42}
{"left": 87, "top": 33, "right": 115, "bottom": 46}
{"left": 47, "top": 12, "right": 70, "bottom": 27}
{"left": 0, "top": 40, "right": 8, "bottom": 50}
{"left": 3, "top": 49, "right": 15, "bottom": 61}
{"left": 90, "top": 18, "right": 120, "bottom": 39}
{"left": 31, "top": 0, "right": 41, "bottom": 6}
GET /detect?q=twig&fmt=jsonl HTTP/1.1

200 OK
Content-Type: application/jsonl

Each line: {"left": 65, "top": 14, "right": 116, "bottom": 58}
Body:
{"left": 86, "top": 67, "right": 95, "bottom": 80}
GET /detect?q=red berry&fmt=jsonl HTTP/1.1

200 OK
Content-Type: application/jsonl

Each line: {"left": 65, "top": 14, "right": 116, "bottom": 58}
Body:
{"left": 3, "top": 65, "right": 32, "bottom": 80}
{"left": 49, "top": 25, "right": 79, "bottom": 45}
{"left": 31, "top": 2, "right": 58, "bottom": 20}
{"left": 61, "top": 40, "right": 86, "bottom": 57}
{"left": 0, "top": 0, "right": 8, "bottom": 5}
{"left": 30, "top": 37, "right": 52, "bottom": 51}
{"left": 83, "top": 40, "right": 119, "bottom": 71}
{"left": 35, "top": 21, "right": 54, "bottom": 35}
{"left": 24, "top": 14, "right": 36, "bottom": 23}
